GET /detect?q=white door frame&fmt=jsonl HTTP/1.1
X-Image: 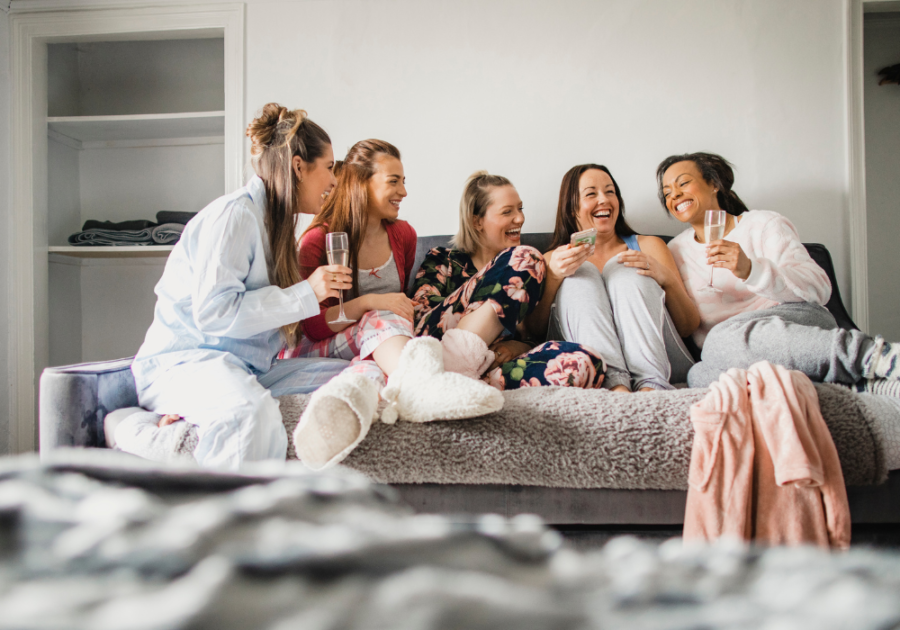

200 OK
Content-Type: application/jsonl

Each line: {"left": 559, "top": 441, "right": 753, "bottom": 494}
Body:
{"left": 8, "top": 3, "right": 244, "bottom": 454}
{"left": 846, "top": 0, "right": 869, "bottom": 332}
{"left": 847, "top": 0, "right": 900, "bottom": 332}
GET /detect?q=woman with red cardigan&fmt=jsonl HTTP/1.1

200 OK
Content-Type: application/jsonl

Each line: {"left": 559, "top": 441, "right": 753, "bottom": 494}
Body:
{"left": 281, "top": 139, "right": 502, "bottom": 470}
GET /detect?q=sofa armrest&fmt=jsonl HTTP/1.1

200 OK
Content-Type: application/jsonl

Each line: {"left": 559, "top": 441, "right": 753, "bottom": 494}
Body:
{"left": 39, "top": 357, "right": 138, "bottom": 455}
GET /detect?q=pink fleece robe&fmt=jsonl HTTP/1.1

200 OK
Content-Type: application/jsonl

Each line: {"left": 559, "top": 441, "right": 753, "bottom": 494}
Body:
{"left": 683, "top": 361, "right": 850, "bottom": 549}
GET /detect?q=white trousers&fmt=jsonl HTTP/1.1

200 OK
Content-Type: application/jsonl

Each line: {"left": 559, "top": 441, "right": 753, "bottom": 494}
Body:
{"left": 137, "top": 352, "right": 348, "bottom": 470}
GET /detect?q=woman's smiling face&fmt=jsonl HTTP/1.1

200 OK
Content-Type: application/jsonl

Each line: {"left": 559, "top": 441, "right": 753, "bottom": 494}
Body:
{"left": 661, "top": 160, "right": 719, "bottom": 224}
{"left": 296, "top": 144, "right": 336, "bottom": 214}
{"left": 475, "top": 185, "right": 524, "bottom": 258}
{"left": 367, "top": 154, "right": 407, "bottom": 221}
{"left": 576, "top": 169, "right": 620, "bottom": 235}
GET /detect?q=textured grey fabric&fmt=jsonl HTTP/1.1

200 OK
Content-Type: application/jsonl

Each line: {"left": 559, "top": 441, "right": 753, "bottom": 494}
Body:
{"left": 856, "top": 392, "right": 900, "bottom": 471}
{"left": 689, "top": 302, "right": 875, "bottom": 388}
{"left": 209, "top": 383, "right": 884, "bottom": 490}
{"left": 7, "top": 452, "right": 900, "bottom": 630}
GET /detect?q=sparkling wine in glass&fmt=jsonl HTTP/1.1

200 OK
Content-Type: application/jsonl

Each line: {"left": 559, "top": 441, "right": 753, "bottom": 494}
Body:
{"left": 325, "top": 232, "right": 356, "bottom": 324}
{"left": 700, "top": 210, "right": 727, "bottom": 293}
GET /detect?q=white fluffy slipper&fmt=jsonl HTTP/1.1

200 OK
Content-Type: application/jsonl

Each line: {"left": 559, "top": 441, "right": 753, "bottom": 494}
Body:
{"left": 381, "top": 336, "right": 505, "bottom": 424}
{"left": 441, "top": 328, "right": 495, "bottom": 379}
{"left": 293, "top": 371, "right": 380, "bottom": 471}
{"left": 113, "top": 410, "right": 195, "bottom": 464}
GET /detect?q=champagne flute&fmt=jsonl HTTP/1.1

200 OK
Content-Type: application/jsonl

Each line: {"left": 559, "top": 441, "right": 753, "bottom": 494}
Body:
{"left": 700, "top": 210, "right": 727, "bottom": 293}
{"left": 325, "top": 232, "right": 356, "bottom": 324}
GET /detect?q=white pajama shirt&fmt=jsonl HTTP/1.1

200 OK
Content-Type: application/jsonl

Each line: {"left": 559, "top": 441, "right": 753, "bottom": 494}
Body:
{"left": 132, "top": 176, "right": 346, "bottom": 470}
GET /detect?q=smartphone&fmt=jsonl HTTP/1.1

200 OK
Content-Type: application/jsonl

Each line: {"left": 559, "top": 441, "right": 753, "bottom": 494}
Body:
{"left": 570, "top": 227, "right": 597, "bottom": 247}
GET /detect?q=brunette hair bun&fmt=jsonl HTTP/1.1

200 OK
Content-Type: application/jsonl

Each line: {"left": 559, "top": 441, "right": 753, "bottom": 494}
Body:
{"left": 246, "top": 103, "right": 308, "bottom": 157}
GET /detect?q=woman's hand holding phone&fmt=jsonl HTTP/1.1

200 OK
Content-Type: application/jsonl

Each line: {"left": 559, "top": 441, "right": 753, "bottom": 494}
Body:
{"left": 547, "top": 230, "right": 595, "bottom": 280}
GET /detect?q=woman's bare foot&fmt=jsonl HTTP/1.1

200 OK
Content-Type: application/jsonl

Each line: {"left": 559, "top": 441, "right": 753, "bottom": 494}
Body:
{"left": 638, "top": 387, "right": 655, "bottom": 393}
{"left": 157, "top": 414, "right": 183, "bottom": 428}
{"left": 611, "top": 384, "right": 631, "bottom": 393}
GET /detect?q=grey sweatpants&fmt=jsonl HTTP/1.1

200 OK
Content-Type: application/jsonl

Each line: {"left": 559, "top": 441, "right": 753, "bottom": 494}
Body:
{"left": 548, "top": 259, "right": 694, "bottom": 391}
{"left": 688, "top": 301, "right": 877, "bottom": 388}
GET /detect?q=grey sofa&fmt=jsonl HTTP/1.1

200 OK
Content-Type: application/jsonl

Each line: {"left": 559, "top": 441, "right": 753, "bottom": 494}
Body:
{"left": 39, "top": 233, "right": 900, "bottom": 529}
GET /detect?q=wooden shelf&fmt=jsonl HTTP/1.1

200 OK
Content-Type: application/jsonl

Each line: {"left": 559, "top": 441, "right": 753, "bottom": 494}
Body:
{"left": 49, "top": 245, "right": 174, "bottom": 258}
{"left": 47, "top": 111, "right": 225, "bottom": 145}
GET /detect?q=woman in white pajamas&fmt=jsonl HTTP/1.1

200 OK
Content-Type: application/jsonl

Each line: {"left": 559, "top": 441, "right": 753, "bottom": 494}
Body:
{"left": 126, "top": 104, "right": 354, "bottom": 470}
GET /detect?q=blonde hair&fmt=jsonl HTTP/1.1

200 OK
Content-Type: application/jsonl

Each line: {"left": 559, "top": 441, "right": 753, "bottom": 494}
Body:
{"left": 451, "top": 170, "right": 513, "bottom": 254}
{"left": 246, "top": 103, "right": 331, "bottom": 348}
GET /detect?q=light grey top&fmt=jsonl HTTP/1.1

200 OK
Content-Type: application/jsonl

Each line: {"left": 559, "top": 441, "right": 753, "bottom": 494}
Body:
{"left": 358, "top": 253, "right": 402, "bottom": 296}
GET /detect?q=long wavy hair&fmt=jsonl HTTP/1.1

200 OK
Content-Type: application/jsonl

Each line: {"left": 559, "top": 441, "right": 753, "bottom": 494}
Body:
{"left": 246, "top": 102, "right": 330, "bottom": 347}
{"left": 550, "top": 164, "right": 636, "bottom": 250}
{"left": 308, "top": 139, "right": 401, "bottom": 296}
{"left": 655, "top": 152, "right": 749, "bottom": 217}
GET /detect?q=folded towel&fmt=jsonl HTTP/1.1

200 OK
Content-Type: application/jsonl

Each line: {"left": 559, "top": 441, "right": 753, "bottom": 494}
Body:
{"left": 156, "top": 211, "right": 197, "bottom": 226}
{"left": 82, "top": 219, "right": 158, "bottom": 231}
{"left": 67, "top": 228, "right": 154, "bottom": 246}
{"left": 151, "top": 223, "right": 184, "bottom": 245}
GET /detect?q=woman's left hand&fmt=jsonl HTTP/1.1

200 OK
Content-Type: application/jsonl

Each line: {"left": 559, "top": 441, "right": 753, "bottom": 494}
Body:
{"left": 618, "top": 251, "right": 671, "bottom": 287}
{"left": 707, "top": 240, "right": 752, "bottom": 280}
{"left": 487, "top": 339, "right": 533, "bottom": 372}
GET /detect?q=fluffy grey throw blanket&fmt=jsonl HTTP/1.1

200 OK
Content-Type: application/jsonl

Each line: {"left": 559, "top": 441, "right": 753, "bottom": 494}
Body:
{"left": 270, "top": 383, "right": 885, "bottom": 490}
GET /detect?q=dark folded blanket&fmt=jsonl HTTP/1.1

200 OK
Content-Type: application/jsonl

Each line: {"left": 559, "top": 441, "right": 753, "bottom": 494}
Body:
{"left": 157, "top": 210, "right": 197, "bottom": 225}
{"left": 271, "top": 384, "right": 886, "bottom": 490}
{"left": 82, "top": 219, "right": 157, "bottom": 231}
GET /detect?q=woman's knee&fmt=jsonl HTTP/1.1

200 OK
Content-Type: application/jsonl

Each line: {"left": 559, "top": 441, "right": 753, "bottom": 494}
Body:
{"left": 359, "top": 309, "right": 415, "bottom": 335}
{"left": 556, "top": 263, "right": 608, "bottom": 308}
{"left": 605, "top": 261, "right": 662, "bottom": 300}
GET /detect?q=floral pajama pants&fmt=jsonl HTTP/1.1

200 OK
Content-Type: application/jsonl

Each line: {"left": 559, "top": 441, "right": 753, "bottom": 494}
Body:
{"left": 279, "top": 309, "right": 414, "bottom": 388}
{"left": 415, "top": 246, "right": 606, "bottom": 391}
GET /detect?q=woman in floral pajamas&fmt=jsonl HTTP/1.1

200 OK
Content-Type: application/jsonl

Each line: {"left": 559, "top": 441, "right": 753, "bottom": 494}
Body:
{"left": 281, "top": 142, "right": 503, "bottom": 470}
{"left": 413, "top": 171, "right": 606, "bottom": 391}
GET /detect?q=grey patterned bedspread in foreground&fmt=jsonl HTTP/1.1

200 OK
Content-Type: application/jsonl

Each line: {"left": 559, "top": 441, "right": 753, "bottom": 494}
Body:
{"left": 2, "top": 450, "right": 900, "bottom": 630}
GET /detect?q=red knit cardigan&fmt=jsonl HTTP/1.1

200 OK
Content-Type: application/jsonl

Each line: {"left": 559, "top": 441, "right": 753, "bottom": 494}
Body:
{"left": 298, "top": 219, "right": 418, "bottom": 341}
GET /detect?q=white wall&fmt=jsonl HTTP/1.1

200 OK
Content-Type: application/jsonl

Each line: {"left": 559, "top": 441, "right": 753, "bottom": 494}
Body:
{"left": 47, "top": 39, "right": 224, "bottom": 117}
{"left": 245, "top": 0, "right": 851, "bottom": 292}
{"left": 864, "top": 14, "right": 900, "bottom": 340}
{"left": 78, "top": 144, "right": 224, "bottom": 225}
{"left": 80, "top": 259, "right": 162, "bottom": 362}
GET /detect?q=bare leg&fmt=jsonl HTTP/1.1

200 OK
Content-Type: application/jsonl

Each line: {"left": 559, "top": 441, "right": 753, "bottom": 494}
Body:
{"left": 457, "top": 302, "right": 505, "bottom": 345}
{"left": 371, "top": 335, "right": 411, "bottom": 377}
{"left": 158, "top": 414, "right": 182, "bottom": 428}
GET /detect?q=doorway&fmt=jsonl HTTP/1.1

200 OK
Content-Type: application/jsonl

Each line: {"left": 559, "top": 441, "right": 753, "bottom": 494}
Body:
{"left": 863, "top": 8, "right": 900, "bottom": 340}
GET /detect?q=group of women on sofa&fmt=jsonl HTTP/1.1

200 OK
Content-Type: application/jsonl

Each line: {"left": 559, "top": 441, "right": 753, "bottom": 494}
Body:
{"left": 122, "top": 103, "right": 900, "bottom": 471}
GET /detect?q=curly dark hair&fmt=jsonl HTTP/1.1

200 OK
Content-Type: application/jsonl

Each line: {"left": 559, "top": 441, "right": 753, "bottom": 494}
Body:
{"left": 655, "top": 152, "right": 748, "bottom": 217}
